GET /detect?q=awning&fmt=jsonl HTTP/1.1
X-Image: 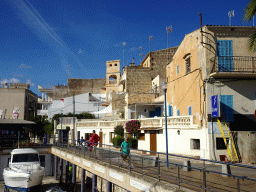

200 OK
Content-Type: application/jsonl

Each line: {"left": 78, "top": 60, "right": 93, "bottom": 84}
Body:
{"left": 0, "top": 119, "right": 36, "bottom": 124}
{"left": 91, "top": 104, "right": 112, "bottom": 114}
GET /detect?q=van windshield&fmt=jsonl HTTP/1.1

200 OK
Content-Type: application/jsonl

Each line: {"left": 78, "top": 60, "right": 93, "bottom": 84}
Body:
{"left": 12, "top": 154, "right": 39, "bottom": 162}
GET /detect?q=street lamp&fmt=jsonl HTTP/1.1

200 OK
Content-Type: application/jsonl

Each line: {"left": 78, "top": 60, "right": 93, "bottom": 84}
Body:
{"left": 61, "top": 110, "right": 63, "bottom": 148}
{"left": 161, "top": 82, "right": 169, "bottom": 168}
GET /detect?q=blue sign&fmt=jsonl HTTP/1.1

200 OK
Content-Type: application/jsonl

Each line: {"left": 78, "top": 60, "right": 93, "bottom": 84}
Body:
{"left": 211, "top": 95, "right": 219, "bottom": 117}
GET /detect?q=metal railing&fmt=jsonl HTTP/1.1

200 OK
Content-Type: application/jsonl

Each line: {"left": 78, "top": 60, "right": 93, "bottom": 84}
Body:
{"left": 0, "top": 137, "right": 52, "bottom": 149}
{"left": 211, "top": 56, "right": 256, "bottom": 73}
{"left": 53, "top": 138, "right": 256, "bottom": 192}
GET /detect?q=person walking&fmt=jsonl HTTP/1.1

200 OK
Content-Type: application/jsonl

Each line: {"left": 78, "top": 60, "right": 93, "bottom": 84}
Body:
{"left": 86, "top": 134, "right": 93, "bottom": 152}
{"left": 80, "top": 136, "right": 85, "bottom": 146}
{"left": 120, "top": 137, "right": 130, "bottom": 164}
{"left": 43, "top": 133, "right": 47, "bottom": 146}
{"left": 91, "top": 130, "right": 99, "bottom": 149}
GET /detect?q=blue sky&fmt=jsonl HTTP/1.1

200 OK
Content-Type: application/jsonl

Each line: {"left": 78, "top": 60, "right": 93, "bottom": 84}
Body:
{"left": 0, "top": 0, "right": 253, "bottom": 96}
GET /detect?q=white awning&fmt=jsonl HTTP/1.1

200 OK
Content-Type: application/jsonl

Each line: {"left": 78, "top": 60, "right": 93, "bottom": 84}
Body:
{"left": 91, "top": 104, "right": 112, "bottom": 114}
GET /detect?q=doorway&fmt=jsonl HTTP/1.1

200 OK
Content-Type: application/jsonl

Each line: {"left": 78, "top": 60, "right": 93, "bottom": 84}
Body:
{"left": 150, "top": 131, "right": 157, "bottom": 155}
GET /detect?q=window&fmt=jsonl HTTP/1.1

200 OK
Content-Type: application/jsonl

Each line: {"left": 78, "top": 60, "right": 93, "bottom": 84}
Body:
{"left": 109, "top": 64, "right": 112, "bottom": 67}
{"left": 39, "top": 155, "right": 45, "bottom": 167}
{"left": 216, "top": 138, "right": 229, "bottom": 150}
{"left": 188, "top": 106, "right": 192, "bottom": 115}
{"left": 109, "top": 132, "right": 114, "bottom": 143}
{"left": 185, "top": 56, "right": 191, "bottom": 74}
{"left": 220, "top": 95, "right": 234, "bottom": 122}
{"left": 177, "top": 109, "right": 180, "bottom": 116}
{"left": 191, "top": 139, "right": 200, "bottom": 149}
{"left": 168, "top": 105, "right": 173, "bottom": 116}
{"left": 12, "top": 154, "right": 39, "bottom": 162}
{"left": 177, "top": 65, "right": 179, "bottom": 75}
{"left": 115, "top": 64, "right": 117, "bottom": 66}
{"left": 138, "top": 133, "right": 145, "bottom": 140}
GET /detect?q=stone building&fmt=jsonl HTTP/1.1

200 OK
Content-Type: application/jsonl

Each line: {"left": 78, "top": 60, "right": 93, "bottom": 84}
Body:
{"left": 167, "top": 25, "right": 256, "bottom": 162}
{"left": 0, "top": 83, "right": 38, "bottom": 120}
{"left": 115, "top": 47, "right": 178, "bottom": 120}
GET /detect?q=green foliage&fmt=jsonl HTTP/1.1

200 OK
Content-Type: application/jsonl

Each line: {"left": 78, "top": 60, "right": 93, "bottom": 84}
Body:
{"left": 129, "top": 137, "right": 138, "bottom": 149}
{"left": 244, "top": 0, "right": 256, "bottom": 52}
{"left": 112, "top": 136, "right": 124, "bottom": 147}
{"left": 24, "top": 113, "right": 49, "bottom": 137}
{"left": 44, "top": 120, "right": 54, "bottom": 135}
{"left": 52, "top": 112, "right": 95, "bottom": 122}
{"left": 114, "top": 125, "right": 124, "bottom": 137}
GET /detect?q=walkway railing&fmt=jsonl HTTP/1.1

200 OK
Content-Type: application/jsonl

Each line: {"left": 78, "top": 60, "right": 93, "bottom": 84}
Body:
{"left": 0, "top": 137, "right": 52, "bottom": 149}
{"left": 54, "top": 139, "right": 256, "bottom": 192}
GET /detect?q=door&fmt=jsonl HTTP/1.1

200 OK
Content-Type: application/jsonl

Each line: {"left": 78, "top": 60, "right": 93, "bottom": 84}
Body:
{"left": 217, "top": 40, "right": 233, "bottom": 72}
{"left": 150, "top": 132, "right": 157, "bottom": 155}
{"left": 99, "top": 131, "right": 103, "bottom": 147}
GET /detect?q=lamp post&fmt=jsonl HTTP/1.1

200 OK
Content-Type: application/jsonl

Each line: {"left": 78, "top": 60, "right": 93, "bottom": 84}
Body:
{"left": 161, "top": 82, "right": 169, "bottom": 168}
{"left": 61, "top": 110, "right": 63, "bottom": 148}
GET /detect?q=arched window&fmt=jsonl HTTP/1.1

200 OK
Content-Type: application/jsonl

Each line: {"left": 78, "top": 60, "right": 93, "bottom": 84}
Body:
{"left": 109, "top": 75, "right": 117, "bottom": 84}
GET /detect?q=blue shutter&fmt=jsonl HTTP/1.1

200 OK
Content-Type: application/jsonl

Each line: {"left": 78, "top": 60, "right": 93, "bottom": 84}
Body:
{"left": 217, "top": 40, "right": 233, "bottom": 72}
{"left": 177, "top": 65, "right": 179, "bottom": 74}
{"left": 149, "top": 111, "right": 155, "bottom": 118}
{"left": 168, "top": 105, "right": 173, "bottom": 116}
{"left": 177, "top": 109, "right": 180, "bottom": 116}
{"left": 188, "top": 106, "right": 192, "bottom": 115}
{"left": 155, "top": 107, "right": 161, "bottom": 117}
{"left": 220, "top": 95, "right": 234, "bottom": 122}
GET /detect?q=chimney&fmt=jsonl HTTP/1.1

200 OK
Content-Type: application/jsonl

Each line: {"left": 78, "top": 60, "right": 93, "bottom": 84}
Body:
{"left": 129, "top": 58, "right": 135, "bottom": 67}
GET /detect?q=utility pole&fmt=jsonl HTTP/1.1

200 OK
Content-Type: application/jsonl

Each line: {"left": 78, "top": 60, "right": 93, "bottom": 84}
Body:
{"left": 73, "top": 93, "right": 75, "bottom": 145}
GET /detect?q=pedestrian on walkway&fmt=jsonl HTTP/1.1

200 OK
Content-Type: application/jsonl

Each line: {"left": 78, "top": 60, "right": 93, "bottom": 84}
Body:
{"left": 86, "top": 134, "right": 93, "bottom": 152}
{"left": 43, "top": 133, "right": 47, "bottom": 146}
{"left": 120, "top": 137, "right": 130, "bottom": 164}
{"left": 80, "top": 136, "right": 85, "bottom": 146}
{"left": 92, "top": 130, "right": 99, "bottom": 150}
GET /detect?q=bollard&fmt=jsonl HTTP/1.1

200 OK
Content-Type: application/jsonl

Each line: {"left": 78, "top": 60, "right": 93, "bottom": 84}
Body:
{"left": 154, "top": 157, "right": 160, "bottom": 167}
{"left": 222, "top": 164, "right": 231, "bottom": 177}
{"left": 183, "top": 160, "right": 191, "bottom": 172}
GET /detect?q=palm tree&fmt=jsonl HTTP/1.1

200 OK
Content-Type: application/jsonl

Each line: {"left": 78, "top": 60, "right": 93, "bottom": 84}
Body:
{"left": 244, "top": 0, "right": 256, "bottom": 52}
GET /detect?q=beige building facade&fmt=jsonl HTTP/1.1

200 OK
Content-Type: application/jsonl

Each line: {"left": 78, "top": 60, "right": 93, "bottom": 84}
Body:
{"left": 0, "top": 83, "right": 38, "bottom": 120}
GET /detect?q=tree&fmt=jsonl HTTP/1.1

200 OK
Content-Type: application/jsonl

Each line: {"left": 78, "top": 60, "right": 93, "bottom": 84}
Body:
{"left": 24, "top": 113, "right": 49, "bottom": 137}
{"left": 114, "top": 125, "right": 124, "bottom": 137}
{"left": 244, "top": 0, "right": 256, "bottom": 51}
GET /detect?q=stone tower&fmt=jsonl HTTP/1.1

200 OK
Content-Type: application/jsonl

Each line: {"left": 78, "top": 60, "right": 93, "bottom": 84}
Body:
{"left": 105, "top": 60, "right": 121, "bottom": 104}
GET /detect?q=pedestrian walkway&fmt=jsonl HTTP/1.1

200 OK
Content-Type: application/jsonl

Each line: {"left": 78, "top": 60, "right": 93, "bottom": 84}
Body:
{"left": 56, "top": 142, "right": 256, "bottom": 192}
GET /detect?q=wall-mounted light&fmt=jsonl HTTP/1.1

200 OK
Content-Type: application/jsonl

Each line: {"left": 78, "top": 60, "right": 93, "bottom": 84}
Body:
{"left": 177, "top": 130, "right": 180, "bottom": 135}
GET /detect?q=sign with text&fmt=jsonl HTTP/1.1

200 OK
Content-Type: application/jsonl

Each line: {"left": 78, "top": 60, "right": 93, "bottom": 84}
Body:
{"left": 211, "top": 95, "right": 219, "bottom": 117}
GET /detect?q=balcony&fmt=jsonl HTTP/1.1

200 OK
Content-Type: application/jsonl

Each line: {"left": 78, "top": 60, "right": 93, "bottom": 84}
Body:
{"left": 210, "top": 56, "right": 256, "bottom": 78}
{"left": 76, "top": 116, "right": 198, "bottom": 130}
{"left": 37, "top": 109, "right": 48, "bottom": 116}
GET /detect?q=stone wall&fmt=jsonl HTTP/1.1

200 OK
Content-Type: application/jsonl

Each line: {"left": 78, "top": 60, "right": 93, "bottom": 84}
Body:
{"left": 126, "top": 67, "right": 156, "bottom": 104}
{"left": 68, "top": 78, "right": 106, "bottom": 96}
{"left": 149, "top": 47, "right": 178, "bottom": 83}
{"left": 112, "top": 92, "right": 126, "bottom": 113}
{"left": 236, "top": 131, "right": 256, "bottom": 164}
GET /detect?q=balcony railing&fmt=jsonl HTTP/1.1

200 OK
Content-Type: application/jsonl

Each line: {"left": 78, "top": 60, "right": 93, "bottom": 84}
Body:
{"left": 211, "top": 56, "right": 256, "bottom": 73}
{"left": 75, "top": 116, "right": 198, "bottom": 129}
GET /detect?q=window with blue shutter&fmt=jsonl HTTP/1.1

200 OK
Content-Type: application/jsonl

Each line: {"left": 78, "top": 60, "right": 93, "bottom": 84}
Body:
{"left": 220, "top": 95, "right": 234, "bottom": 122}
{"left": 177, "top": 65, "right": 179, "bottom": 75}
{"left": 155, "top": 107, "right": 161, "bottom": 117}
{"left": 217, "top": 40, "right": 233, "bottom": 72}
{"left": 177, "top": 109, "right": 180, "bottom": 116}
{"left": 168, "top": 105, "right": 173, "bottom": 116}
{"left": 149, "top": 111, "right": 155, "bottom": 118}
{"left": 188, "top": 106, "right": 192, "bottom": 115}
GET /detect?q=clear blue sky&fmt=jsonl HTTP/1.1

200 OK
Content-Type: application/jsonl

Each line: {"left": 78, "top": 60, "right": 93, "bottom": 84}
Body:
{"left": 0, "top": 0, "right": 253, "bottom": 96}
